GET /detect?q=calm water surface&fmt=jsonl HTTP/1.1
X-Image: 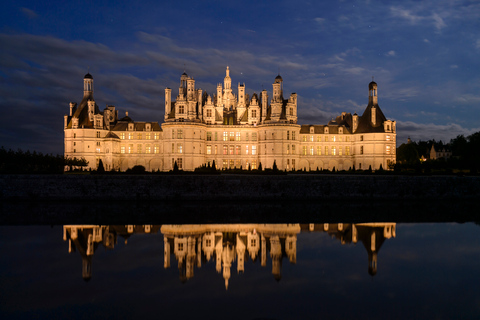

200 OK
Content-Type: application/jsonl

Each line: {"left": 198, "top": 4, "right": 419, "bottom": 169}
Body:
{"left": 1, "top": 222, "right": 479, "bottom": 319}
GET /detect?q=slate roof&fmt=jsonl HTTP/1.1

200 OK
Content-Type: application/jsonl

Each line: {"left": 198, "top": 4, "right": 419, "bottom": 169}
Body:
{"left": 355, "top": 103, "right": 387, "bottom": 134}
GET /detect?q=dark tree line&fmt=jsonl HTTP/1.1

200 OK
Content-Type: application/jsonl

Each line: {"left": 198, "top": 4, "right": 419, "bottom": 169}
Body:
{"left": 396, "top": 131, "right": 480, "bottom": 174}
{"left": 0, "top": 147, "right": 87, "bottom": 174}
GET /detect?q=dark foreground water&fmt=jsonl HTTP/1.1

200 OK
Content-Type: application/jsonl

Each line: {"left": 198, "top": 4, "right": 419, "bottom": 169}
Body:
{"left": 1, "top": 222, "right": 479, "bottom": 319}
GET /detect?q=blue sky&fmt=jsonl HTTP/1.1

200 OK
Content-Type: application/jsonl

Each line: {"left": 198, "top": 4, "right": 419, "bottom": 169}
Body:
{"left": 1, "top": 0, "right": 479, "bottom": 154}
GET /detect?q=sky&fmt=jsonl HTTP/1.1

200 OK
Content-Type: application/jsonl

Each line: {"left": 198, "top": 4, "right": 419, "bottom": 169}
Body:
{"left": 1, "top": 0, "right": 479, "bottom": 155}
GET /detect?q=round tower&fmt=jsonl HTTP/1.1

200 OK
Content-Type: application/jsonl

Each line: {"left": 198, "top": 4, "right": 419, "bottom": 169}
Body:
{"left": 83, "top": 73, "right": 93, "bottom": 97}
{"left": 368, "top": 80, "right": 378, "bottom": 105}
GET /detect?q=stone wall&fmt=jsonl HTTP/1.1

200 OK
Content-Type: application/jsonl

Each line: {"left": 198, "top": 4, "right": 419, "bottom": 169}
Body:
{"left": 1, "top": 174, "right": 479, "bottom": 201}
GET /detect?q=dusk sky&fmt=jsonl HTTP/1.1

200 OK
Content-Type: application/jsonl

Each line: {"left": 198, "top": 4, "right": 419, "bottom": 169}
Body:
{"left": 1, "top": 0, "right": 479, "bottom": 155}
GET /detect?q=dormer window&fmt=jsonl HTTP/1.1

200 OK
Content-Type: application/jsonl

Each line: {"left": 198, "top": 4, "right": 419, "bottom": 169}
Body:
{"left": 128, "top": 123, "right": 134, "bottom": 131}
{"left": 146, "top": 123, "right": 151, "bottom": 131}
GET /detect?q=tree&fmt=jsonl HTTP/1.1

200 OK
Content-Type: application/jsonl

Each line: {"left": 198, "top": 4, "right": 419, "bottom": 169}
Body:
{"left": 397, "top": 143, "right": 420, "bottom": 165}
{"left": 97, "top": 159, "right": 105, "bottom": 172}
{"left": 272, "top": 160, "right": 278, "bottom": 172}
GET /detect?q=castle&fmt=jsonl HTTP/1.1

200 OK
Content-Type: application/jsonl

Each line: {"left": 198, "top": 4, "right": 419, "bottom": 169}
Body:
{"left": 64, "top": 68, "right": 396, "bottom": 171}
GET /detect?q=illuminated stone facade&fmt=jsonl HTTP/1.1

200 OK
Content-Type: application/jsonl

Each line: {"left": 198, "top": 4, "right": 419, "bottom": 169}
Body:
{"left": 64, "top": 69, "right": 396, "bottom": 171}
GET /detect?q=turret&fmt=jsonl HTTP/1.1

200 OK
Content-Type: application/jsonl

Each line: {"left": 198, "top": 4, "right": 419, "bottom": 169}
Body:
{"left": 83, "top": 73, "right": 93, "bottom": 97}
{"left": 369, "top": 80, "right": 378, "bottom": 106}
{"left": 165, "top": 88, "right": 172, "bottom": 120}
{"left": 273, "top": 74, "right": 283, "bottom": 102}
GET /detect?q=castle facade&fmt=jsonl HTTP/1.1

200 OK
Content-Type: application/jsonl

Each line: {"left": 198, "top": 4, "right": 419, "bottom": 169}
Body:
{"left": 64, "top": 68, "right": 396, "bottom": 171}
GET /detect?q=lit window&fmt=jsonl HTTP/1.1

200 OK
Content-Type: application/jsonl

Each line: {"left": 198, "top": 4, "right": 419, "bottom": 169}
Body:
{"left": 339, "top": 147, "right": 342, "bottom": 156}
{"left": 325, "top": 136, "right": 328, "bottom": 142}
{"left": 310, "top": 135, "right": 314, "bottom": 142}
{"left": 310, "top": 146, "right": 314, "bottom": 155}
{"left": 303, "top": 146, "right": 307, "bottom": 155}
{"left": 236, "top": 132, "right": 241, "bottom": 141}
{"left": 223, "top": 159, "right": 228, "bottom": 169}
{"left": 332, "top": 146, "right": 336, "bottom": 155}
{"left": 154, "top": 133, "right": 159, "bottom": 140}
{"left": 146, "top": 145, "right": 151, "bottom": 153}
{"left": 317, "top": 146, "right": 321, "bottom": 155}
{"left": 386, "top": 135, "right": 391, "bottom": 141}
{"left": 303, "top": 136, "right": 307, "bottom": 142}
{"left": 215, "top": 145, "right": 218, "bottom": 154}
{"left": 128, "top": 133, "right": 133, "bottom": 140}
{"left": 137, "top": 144, "right": 142, "bottom": 153}
{"left": 386, "top": 145, "right": 391, "bottom": 154}
{"left": 252, "top": 146, "right": 257, "bottom": 155}
{"left": 120, "top": 133, "right": 125, "bottom": 139}
{"left": 236, "top": 145, "right": 241, "bottom": 155}
{"left": 246, "top": 145, "right": 249, "bottom": 155}
{"left": 207, "top": 145, "right": 212, "bottom": 154}
{"left": 137, "top": 133, "right": 142, "bottom": 140}
{"left": 146, "top": 133, "right": 151, "bottom": 140}
{"left": 229, "top": 146, "right": 234, "bottom": 155}
{"left": 121, "top": 146, "right": 125, "bottom": 154}
{"left": 317, "top": 136, "right": 321, "bottom": 142}
{"left": 332, "top": 136, "right": 336, "bottom": 142}
{"left": 223, "top": 132, "right": 228, "bottom": 141}
{"left": 345, "top": 146, "right": 350, "bottom": 155}
{"left": 325, "top": 146, "right": 328, "bottom": 155}
{"left": 252, "top": 160, "right": 257, "bottom": 170}
{"left": 128, "top": 144, "right": 133, "bottom": 154}
{"left": 177, "top": 144, "right": 183, "bottom": 154}
{"left": 223, "top": 145, "right": 228, "bottom": 155}
{"left": 230, "top": 132, "right": 235, "bottom": 141}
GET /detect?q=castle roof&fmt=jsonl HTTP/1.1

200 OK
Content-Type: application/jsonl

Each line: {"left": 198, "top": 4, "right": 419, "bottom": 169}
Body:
{"left": 355, "top": 104, "right": 387, "bottom": 134}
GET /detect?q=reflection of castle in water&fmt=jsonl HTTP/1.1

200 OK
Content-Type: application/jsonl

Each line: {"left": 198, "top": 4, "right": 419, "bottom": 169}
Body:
{"left": 63, "top": 223, "right": 395, "bottom": 287}
{"left": 63, "top": 225, "right": 161, "bottom": 281}
{"left": 162, "top": 224, "right": 300, "bottom": 289}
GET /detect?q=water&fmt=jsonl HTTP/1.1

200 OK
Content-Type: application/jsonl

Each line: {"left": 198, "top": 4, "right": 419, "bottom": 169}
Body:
{"left": 1, "top": 222, "right": 479, "bottom": 319}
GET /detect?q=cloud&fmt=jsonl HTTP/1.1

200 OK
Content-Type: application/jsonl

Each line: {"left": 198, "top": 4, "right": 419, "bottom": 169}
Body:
{"left": 386, "top": 50, "right": 396, "bottom": 57}
{"left": 396, "top": 121, "right": 480, "bottom": 144}
{"left": 314, "top": 17, "right": 326, "bottom": 24}
{"left": 20, "top": 7, "right": 38, "bottom": 19}
{"left": 390, "top": 6, "right": 447, "bottom": 32}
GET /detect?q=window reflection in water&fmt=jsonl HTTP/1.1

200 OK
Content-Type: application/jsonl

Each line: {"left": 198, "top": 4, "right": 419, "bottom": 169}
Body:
{"left": 63, "top": 223, "right": 395, "bottom": 288}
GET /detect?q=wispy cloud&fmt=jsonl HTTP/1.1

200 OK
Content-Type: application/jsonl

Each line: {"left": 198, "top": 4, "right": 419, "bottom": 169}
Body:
{"left": 20, "top": 7, "right": 38, "bottom": 19}
{"left": 390, "top": 6, "right": 447, "bottom": 32}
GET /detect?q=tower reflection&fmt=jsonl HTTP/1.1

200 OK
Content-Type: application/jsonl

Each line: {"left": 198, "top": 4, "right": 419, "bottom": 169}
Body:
{"left": 63, "top": 223, "right": 395, "bottom": 288}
